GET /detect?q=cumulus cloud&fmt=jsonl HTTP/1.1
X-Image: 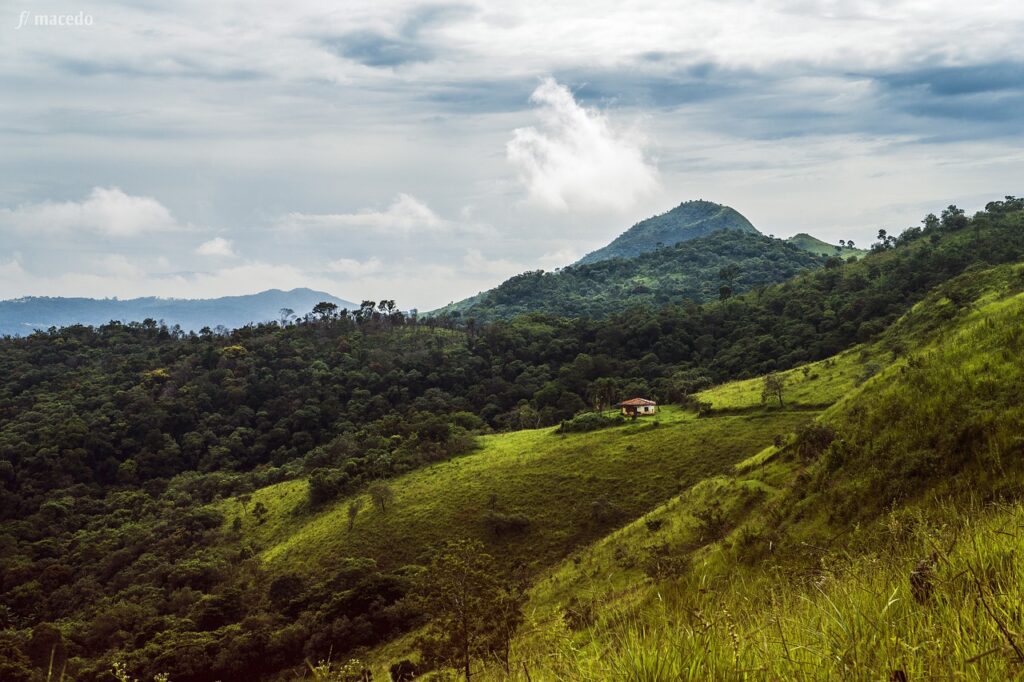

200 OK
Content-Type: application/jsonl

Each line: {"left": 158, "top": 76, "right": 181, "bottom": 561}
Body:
{"left": 280, "top": 194, "right": 448, "bottom": 233}
{"left": 0, "top": 187, "right": 179, "bottom": 236}
{"left": 195, "top": 237, "right": 236, "bottom": 257}
{"left": 507, "top": 77, "right": 659, "bottom": 211}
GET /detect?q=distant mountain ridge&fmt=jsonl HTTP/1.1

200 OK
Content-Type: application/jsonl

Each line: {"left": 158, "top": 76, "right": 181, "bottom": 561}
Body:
{"left": 0, "top": 288, "right": 356, "bottom": 337}
{"left": 575, "top": 199, "right": 760, "bottom": 265}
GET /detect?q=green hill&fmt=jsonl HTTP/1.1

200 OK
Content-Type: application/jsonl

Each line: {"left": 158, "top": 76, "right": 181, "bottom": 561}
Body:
{"left": 2, "top": 197, "right": 1023, "bottom": 681}
{"left": 787, "top": 232, "right": 868, "bottom": 258}
{"left": 477, "top": 263, "right": 1024, "bottom": 681}
{"left": 431, "top": 230, "right": 825, "bottom": 321}
{"left": 576, "top": 200, "right": 760, "bottom": 265}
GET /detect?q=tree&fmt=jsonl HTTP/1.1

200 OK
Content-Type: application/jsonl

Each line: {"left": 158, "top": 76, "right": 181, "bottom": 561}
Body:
{"left": 413, "top": 539, "right": 524, "bottom": 680}
{"left": 311, "top": 301, "right": 338, "bottom": 321}
{"left": 368, "top": 481, "right": 394, "bottom": 513}
{"left": 278, "top": 308, "right": 295, "bottom": 326}
{"left": 357, "top": 300, "right": 377, "bottom": 324}
{"left": 761, "top": 372, "right": 785, "bottom": 407}
{"left": 588, "top": 377, "right": 618, "bottom": 411}
{"left": 252, "top": 501, "right": 269, "bottom": 525}
{"left": 347, "top": 498, "right": 363, "bottom": 531}
{"left": 513, "top": 402, "right": 541, "bottom": 430}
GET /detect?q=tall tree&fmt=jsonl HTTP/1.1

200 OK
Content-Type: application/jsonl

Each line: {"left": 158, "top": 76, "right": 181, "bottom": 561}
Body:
{"left": 414, "top": 539, "right": 523, "bottom": 680}
{"left": 368, "top": 481, "right": 395, "bottom": 513}
{"left": 761, "top": 372, "right": 785, "bottom": 407}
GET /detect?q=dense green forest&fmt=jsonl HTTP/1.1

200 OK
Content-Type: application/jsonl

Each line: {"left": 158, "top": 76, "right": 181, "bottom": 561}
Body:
{"left": 0, "top": 197, "right": 1022, "bottom": 680}
{"left": 432, "top": 230, "right": 827, "bottom": 321}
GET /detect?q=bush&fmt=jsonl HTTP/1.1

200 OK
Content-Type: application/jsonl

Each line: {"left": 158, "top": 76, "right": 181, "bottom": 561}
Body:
{"left": 693, "top": 500, "right": 728, "bottom": 542}
{"left": 645, "top": 518, "right": 664, "bottom": 533}
{"left": 794, "top": 423, "right": 837, "bottom": 462}
{"left": 642, "top": 543, "right": 690, "bottom": 580}
{"left": 390, "top": 659, "right": 419, "bottom": 681}
{"left": 483, "top": 510, "right": 532, "bottom": 537}
{"left": 308, "top": 468, "right": 350, "bottom": 507}
{"left": 589, "top": 497, "right": 620, "bottom": 525}
{"left": 556, "top": 411, "right": 625, "bottom": 433}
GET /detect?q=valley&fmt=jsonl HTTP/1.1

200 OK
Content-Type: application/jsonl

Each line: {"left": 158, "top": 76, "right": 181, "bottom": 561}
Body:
{"left": 0, "top": 197, "right": 1022, "bottom": 681}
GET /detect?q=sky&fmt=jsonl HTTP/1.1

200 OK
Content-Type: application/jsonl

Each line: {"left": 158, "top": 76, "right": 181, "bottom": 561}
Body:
{"left": 2, "top": 1, "right": 1023, "bottom": 310}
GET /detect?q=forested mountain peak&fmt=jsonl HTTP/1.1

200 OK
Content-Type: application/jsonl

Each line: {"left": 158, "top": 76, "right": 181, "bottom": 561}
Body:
{"left": 431, "top": 230, "right": 825, "bottom": 321}
{"left": 575, "top": 199, "right": 760, "bottom": 265}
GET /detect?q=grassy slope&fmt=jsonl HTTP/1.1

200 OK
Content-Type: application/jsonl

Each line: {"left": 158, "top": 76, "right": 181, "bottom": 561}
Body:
{"left": 226, "top": 406, "right": 811, "bottom": 579}
{"left": 485, "top": 264, "right": 1024, "bottom": 680}
{"left": 225, "top": 275, "right": 894, "bottom": 677}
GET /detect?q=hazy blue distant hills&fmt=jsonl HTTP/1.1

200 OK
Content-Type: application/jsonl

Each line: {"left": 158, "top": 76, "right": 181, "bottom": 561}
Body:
{"left": 0, "top": 288, "right": 356, "bottom": 336}
{"left": 575, "top": 199, "right": 760, "bottom": 265}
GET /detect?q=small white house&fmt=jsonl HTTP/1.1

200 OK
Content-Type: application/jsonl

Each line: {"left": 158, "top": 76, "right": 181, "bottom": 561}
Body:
{"left": 617, "top": 397, "right": 657, "bottom": 417}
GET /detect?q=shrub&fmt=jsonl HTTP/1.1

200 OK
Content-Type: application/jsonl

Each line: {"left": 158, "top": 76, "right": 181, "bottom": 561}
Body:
{"left": 794, "top": 423, "right": 837, "bottom": 462}
{"left": 642, "top": 543, "right": 690, "bottom": 580}
{"left": 589, "top": 497, "right": 620, "bottom": 525}
{"left": 693, "top": 500, "right": 728, "bottom": 542}
{"left": 732, "top": 525, "right": 774, "bottom": 566}
{"left": 556, "top": 412, "right": 625, "bottom": 434}
{"left": 389, "top": 659, "right": 418, "bottom": 681}
{"left": 483, "top": 511, "right": 532, "bottom": 538}
{"left": 308, "top": 468, "right": 349, "bottom": 507}
{"left": 645, "top": 518, "right": 665, "bottom": 533}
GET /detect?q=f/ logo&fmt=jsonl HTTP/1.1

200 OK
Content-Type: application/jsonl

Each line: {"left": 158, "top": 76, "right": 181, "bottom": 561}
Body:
{"left": 16, "top": 11, "right": 31, "bottom": 29}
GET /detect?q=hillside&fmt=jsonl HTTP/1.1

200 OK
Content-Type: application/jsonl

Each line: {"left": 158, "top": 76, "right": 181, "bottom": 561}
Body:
{"left": 0, "top": 288, "right": 356, "bottom": 337}
{"left": 575, "top": 200, "right": 759, "bottom": 265}
{"left": 432, "top": 230, "right": 825, "bottom": 321}
{"left": 480, "top": 263, "right": 1024, "bottom": 681}
{"left": 0, "top": 198, "right": 1022, "bottom": 681}
{"left": 787, "top": 232, "right": 867, "bottom": 258}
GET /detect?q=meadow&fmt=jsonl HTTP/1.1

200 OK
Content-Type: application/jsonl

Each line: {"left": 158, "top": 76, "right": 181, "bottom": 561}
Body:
{"left": 225, "top": 406, "right": 812, "bottom": 579}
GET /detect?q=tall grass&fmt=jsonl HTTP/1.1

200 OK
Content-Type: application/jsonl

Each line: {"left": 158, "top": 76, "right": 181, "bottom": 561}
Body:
{"left": 497, "top": 500, "right": 1024, "bottom": 681}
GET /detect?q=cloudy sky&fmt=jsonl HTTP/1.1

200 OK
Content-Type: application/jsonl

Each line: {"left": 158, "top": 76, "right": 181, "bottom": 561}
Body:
{"left": 2, "top": 1, "right": 1023, "bottom": 309}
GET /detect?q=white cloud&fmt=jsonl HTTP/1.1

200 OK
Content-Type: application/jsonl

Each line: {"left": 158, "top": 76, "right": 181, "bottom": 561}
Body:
{"left": 195, "top": 237, "right": 236, "bottom": 257}
{"left": 325, "top": 256, "right": 384, "bottom": 277}
{"left": 461, "top": 248, "right": 524, "bottom": 277}
{"left": 507, "top": 77, "right": 659, "bottom": 212}
{"left": 0, "top": 187, "right": 179, "bottom": 236}
{"left": 280, "top": 194, "right": 448, "bottom": 233}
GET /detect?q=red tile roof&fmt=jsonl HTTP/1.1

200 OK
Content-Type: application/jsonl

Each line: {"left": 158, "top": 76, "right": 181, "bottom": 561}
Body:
{"left": 617, "top": 397, "right": 657, "bottom": 406}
